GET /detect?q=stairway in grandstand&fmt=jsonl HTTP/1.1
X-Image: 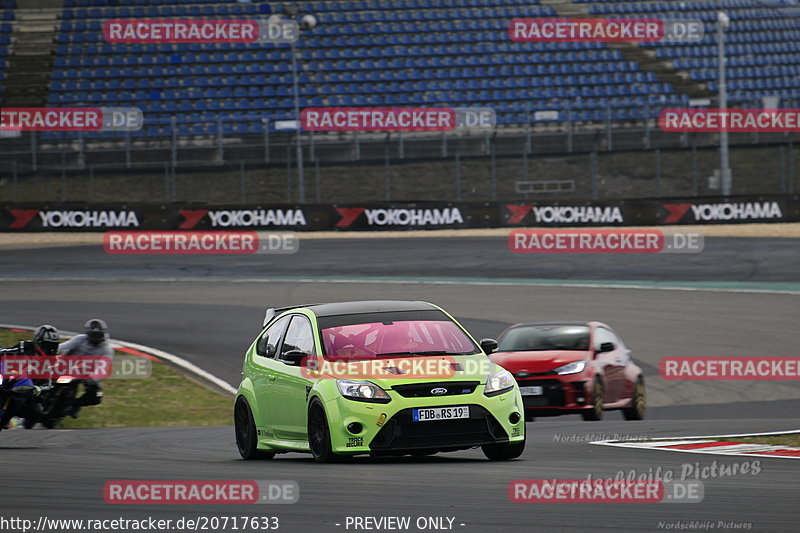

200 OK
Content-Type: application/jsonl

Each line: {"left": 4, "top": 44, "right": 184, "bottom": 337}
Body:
{"left": 0, "top": 0, "right": 61, "bottom": 106}
{"left": 543, "top": 0, "right": 714, "bottom": 100}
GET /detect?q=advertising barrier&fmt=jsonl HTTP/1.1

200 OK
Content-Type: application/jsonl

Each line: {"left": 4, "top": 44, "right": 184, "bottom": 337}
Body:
{"left": 2, "top": 196, "right": 798, "bottom": 232}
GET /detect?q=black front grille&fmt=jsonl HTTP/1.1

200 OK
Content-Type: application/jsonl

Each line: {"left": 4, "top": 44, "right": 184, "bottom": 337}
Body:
{"left": 518, "top": 379, "right": 566, "bottom": 407}
{"left": 514, "top": 371, "right": 556, "bottom": 378}
{"left": 391, "top": 381, "right": 480, "bottom": 398}
{"left": 369, "top": 405, "right": 508, "bottom": 451}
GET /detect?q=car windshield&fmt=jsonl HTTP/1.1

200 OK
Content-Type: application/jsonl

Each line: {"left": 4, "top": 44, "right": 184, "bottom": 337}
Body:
{"left": 498, "top": 325, "right": 590, "bottom": 352}
{"left": 321, "top": 317, "right": 479, "bottom": 359}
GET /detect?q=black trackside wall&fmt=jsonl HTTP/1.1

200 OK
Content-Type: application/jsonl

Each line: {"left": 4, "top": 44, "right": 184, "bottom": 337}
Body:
{"left": 1, "top": 196, "right": 798, "bottom": 232}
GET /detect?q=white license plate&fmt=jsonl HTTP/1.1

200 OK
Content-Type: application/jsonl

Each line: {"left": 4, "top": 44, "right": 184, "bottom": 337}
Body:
{"left": 412, "top": 406, "right": 470, "bottom": 422}
{"left": 520, "top": 386, "right": 544, "bottom": 396}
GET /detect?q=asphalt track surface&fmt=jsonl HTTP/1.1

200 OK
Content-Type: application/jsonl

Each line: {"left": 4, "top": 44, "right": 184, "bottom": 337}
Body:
{"left": 1, "top": 236, "right": 799, "bottom": 532}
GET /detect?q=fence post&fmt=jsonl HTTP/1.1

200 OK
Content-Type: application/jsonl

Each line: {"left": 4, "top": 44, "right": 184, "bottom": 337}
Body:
{"left": 779, "top": 145, "right": 787, "bottom": 194}
{"left": 30, "top": 131, "right": 37, "bottom": 171}
{"left": 605, "top": 105, "right": 613, "bottom": 151}
{"left": 314, "top": 157, "right": 321, "bottom": 203}
{"left": 263, "top": 118, "right": 270, "bottom": 163}
{"left": 590, "top": 151, "right": 598, "bottom": 201}
{"left": 655, "top": 149, "right": 662, "bottom": 197}
{"left": 454, "top": 152, "right": 461, "bottom": 201}
{"left": 61, "top": 152, "right": 67, "bottom": 202}
{"left": 216, "top": 117, "right": 224, "bottom": 164}
{"left": 441, "top": 131, "right": 447, "bottom": 158}
{"left": 171, "top": 162, "right": 176, "bottom": 201}
{"left": 170, "top": 116, "right": 177, "bottom": 170}
{"left": 89, "top": 165, "right": 95, "bottom": 203}
{"left": 525, "top": 103, "right": 532, "bottom": 154}
{"left": 644, "top": 103, "right": 651, "bottom": 150}
{"left": 286, "top": 141, "right": 292, "bottom": 202}
{"left": 490, "top": 135, "right": 497, "bottom": 201}
{"left": 353, "top": 131, "right": 360, "bottom": 160}
{"left": 12, "top": 160, "right": 17, "bottom": 202}
{"left": 789, "top": 140, "right": 795, "bottom": 194}
{"left": 310, "top": 129, "right": 316, "bottom": 162}
{"left": 522, "top": 151, "right": 528, "bottom": 181}
{"left": 125, "top": 128, "right": 131, "bottom": 168}
{"left": 240, "top": 160, "right": 246, "bottom": 202}
{"left": 691, "top": 140, "right": 698, "bottom": 197}
{"left": 398, "top": 131, "right": 404, "bottom": 159}
{"left": 384, "top": 136, "right": 390, "bottom": 202}
{"left": 78, "top": 131, "right": 85, "bottom": 169}
{"left": 566, "top": 105, "right": 573, "bottom": 153}
{"left": 164, "top": 162, "right": 170, "bottom": 202}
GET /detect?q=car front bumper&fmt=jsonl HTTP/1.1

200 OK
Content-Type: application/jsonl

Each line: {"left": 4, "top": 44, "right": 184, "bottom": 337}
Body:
{"left": 518, "top": 377, "right": 591, "bottom": 414}
{"left": 322, "top": 386, "right": 525, "bottom": 455}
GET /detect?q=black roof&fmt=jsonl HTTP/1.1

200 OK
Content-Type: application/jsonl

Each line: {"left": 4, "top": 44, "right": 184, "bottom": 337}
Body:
{"left": 301, "top": 300, "right": 438, "bottom": 317}
{"left": 507, "top": 321, "right": 591, "bottom": 328}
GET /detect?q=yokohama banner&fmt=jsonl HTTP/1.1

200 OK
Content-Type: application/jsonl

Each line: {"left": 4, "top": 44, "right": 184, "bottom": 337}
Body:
{"left": 1, "top": 196, "right": 798, "bottom": 232}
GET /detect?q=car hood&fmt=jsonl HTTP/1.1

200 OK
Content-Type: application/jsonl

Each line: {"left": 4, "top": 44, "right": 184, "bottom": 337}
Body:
{"left": 314, "top": 354, "right": 497, "bottom": 387}
{"left": 489, "top": 350, "right": 591, "bottom": 374}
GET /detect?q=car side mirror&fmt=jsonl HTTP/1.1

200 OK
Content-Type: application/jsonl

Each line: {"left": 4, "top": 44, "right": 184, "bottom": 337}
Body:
{"left": 480, "top": 338, "right": 498, "bottom": 355}
{"left": 597, "top": 342, "right": 616, "bottom": 354}
{"left": 281, "top": 349, "right": 307, "bottom": 366}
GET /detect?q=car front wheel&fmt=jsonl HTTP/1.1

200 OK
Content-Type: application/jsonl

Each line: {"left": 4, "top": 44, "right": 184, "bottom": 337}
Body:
{"left": 581, "top": 378, "right": 604, "bottom": 421}
{"left": 482, "top": 437, "right": 526, "bottom": 461}
{"left": 308, "top": 401, "right": 339, "bottom": 463}
{"left": 623, "top": 377, "right": 646, "bottom": 420}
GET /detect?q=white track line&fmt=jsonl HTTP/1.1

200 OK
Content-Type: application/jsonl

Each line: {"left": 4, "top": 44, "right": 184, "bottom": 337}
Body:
{"left": 2, "top": 276, "right": 800, "bottom": 296}
{"left": 591, "top": 429, "right": 800, "bottom": 459}
{"left": 0, "top": 323, "right": 236, "bottom": 396}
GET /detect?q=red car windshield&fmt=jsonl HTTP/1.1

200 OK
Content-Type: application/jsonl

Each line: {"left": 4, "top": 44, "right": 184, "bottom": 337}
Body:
{"left": 498, "top": 325, "right": 590, "bottom": 352}
{"left": 321, "top": 320, "right": 479, "bottom": 359}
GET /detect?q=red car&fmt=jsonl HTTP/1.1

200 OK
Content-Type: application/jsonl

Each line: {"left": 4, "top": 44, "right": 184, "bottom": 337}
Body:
{"left": 488, "top": 322, "right": 645, "bottom": 421}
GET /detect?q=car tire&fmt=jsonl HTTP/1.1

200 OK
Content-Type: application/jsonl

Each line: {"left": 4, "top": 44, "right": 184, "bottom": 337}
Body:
{"left": 581, "top": 378, "right": 604, "bottom": 421}
{"left": 234, "top": 397, "right": 275, "bottom": 460}
{"left": 308, "top": 401, "right": 339, "bottom": 463}
{"left": 622, "top": 377, "right": 646, "bottom": 421}
{"left": 482, "top": 437, "right": 526, "bottom": 461}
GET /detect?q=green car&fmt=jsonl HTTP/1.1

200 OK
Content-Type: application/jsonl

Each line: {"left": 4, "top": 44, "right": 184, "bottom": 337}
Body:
{"left": 234, "top": 300, "right": 526, "bottom": 463}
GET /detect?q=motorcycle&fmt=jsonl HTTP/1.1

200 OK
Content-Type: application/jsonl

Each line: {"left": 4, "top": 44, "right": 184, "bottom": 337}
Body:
{"left": 36, "top": 376, "right": 80, "bottom": 429}
{"left": 0, "top": 370, "right": 40, "bottom": 431}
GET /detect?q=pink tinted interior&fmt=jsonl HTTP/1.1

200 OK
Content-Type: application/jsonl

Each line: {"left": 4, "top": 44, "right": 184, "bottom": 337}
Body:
{"left": 321, "top": 320, "right": 476, "bottom": 358}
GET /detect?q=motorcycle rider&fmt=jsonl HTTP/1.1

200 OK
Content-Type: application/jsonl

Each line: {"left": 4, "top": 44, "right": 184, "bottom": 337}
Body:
{"left": 0, "top": 325, "right": 60, "bottom": 428}
{"left": 58, "top": 319, "right": 113, "bottom": 418}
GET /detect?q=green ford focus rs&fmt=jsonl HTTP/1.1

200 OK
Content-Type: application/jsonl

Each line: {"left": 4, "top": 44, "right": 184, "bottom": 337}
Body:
{"left": 234, "top": 300, "right": 526, "bottom": 463}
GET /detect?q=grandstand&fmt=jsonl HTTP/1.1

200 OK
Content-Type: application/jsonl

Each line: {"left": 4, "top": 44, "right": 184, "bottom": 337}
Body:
{"left": 0, "top": 0, "right": 798, "bottom": 140}
{"left": 0, "top": 0, "right": 799, "bottom": 202}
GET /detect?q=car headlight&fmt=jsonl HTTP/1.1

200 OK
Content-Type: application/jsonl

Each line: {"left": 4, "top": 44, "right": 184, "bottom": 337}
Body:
{"left": 554, "top": 361, "right": 587, "bottom": 375}
{"left": 336, "top": 380, "right": 391, "bottom": 403}
{"left": 484, "top": 368, "right": 515, "bottom": 397}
